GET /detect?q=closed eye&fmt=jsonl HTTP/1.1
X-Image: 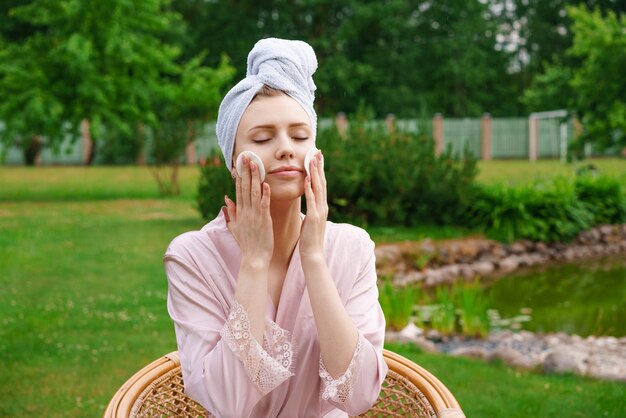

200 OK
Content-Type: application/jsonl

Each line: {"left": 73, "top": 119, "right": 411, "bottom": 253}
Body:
{"left": 252, "top": 138, "right": 272, "bottom": 143}
{"left": 293, "top": 137, "right": 309, "bottom": 140}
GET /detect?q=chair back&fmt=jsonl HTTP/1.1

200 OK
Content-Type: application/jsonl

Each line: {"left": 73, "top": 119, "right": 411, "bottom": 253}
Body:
{"left": 104, "top": 349, "right": 465, "bottom": 418}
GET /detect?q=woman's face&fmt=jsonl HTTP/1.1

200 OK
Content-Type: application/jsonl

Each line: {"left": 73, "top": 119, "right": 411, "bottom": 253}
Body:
{"left": 233, "top": 93, "right": 315, "bottom": 201}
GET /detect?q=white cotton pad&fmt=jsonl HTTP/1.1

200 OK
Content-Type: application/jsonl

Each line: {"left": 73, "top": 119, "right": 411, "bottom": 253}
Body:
{"left": 304, "top": 147, "right": 320, "bottom": 177}
{"left": 235, "top": 151, "right": 266, "bottom": 182}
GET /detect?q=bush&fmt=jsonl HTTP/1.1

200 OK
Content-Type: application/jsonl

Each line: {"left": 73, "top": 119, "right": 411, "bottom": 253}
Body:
{"left": 575, "top": 174, "right": 626, "bottom": 225}
{"left": 464, "top": 174, "right": 626, "bottom": 243}
{"left": 317, "top": 119, "right": 478, "bottom": 227}
{"left": 197, "top": 149, "right": 234, "bottom": 221}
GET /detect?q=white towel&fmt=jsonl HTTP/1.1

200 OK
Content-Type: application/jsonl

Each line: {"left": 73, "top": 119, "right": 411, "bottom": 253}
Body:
{"left": 216, "top": 38, "right": 318, "bottom": 171}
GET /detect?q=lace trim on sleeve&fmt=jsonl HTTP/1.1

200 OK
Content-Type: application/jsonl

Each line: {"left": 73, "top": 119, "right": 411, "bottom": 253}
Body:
{"left": 221, "top": 301, "right": 294, "bottom": 395}
{"left": 319, "top": 332, "right": 364, "bottom": 403}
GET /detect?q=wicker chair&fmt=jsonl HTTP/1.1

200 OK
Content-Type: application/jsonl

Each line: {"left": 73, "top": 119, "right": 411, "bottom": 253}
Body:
{"left": 104, "top": 349, "right": 465, "bottom": 418}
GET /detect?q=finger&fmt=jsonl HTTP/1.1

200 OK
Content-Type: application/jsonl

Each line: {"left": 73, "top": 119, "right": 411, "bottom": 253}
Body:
{"left": 303, "top": 175, "right": 317, "bottom": 216}
{"left": 250, "top": 161, "right": 261, "bottom": 206}
{"left": 235, "top": 171, "right": 244, "bottom": 210}
{"left": 241, "top": 155, "right": 251, "bottom": 209}
{"left": 221, "top": 206, "right": 231, "bottom": 223}
{"left": 261, "top": 182, "right": 271, "bottom": 213}
{"left": 224, "top": 195, "right": 236, "bottom": 222}
{"left": 318, "top": 152, "right": 327, "bottom": 202}
{"left": 311, "top": 157, "right": 324, "bottom": 208}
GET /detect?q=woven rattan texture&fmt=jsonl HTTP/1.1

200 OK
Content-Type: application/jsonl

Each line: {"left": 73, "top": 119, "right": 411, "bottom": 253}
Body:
{"left": 130, "top": 366, "right": 435, "bottom": 418}
{"left": 131, "top": 367, "right": 207, "bottom": 418}
{"left": 352, "top": 369, "right": 436, "bottom": 418}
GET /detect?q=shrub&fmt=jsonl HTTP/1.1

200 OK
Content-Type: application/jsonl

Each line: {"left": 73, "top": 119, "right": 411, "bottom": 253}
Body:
{"left": 316, "top": 119, "right": 478, "bottom": 227}
{"left": 465, "top": 173, "right": 626, "bottom": 243}
{"left": 575, "top": 174, "right": 626, "bottom": 225}
{"left": 197, "top": 149, "right": 234, "bottom": 221}
{"left": 465, "top": 177, "right": 592, "bottom": 243}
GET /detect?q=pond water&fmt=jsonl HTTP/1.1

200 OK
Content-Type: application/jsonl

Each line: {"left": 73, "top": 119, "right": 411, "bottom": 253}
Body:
{"left": 484, "top": 255, "right": 626, "bottom": 337}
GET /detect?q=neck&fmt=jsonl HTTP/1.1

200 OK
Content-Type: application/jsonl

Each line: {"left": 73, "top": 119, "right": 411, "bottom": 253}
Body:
{"left": 270, "top": 198, "right": 302, "bottom": 264}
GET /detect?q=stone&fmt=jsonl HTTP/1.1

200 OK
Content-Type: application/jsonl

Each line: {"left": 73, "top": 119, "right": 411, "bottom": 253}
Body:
{"left": 458, "top": 265, "right": 476, "bottom": 279}
{"left": 399, "top": 322, "right": 423, "bottom": 339}
{"left": 491, "top": 245, "right": 507, "bottom": 258}
{"left": 458, "top": 241, "right": 480, "bottom": 261}
{"left": 510, "top": 242, "right": 526, "bottom": 254}
{"left": 472, "top": 261, "right": 495, "bottom": 276}
{"left": 413, "top": 337, "right": 441, "bottom": 353}
{"left": 492, "top": 347, "right": 539, "bottom": 369}
{"left": 450, "top": 346, "right": 490, "bottom": 360}
{"left": 543, "top": 345, "right": 588, "bottom": 375}
{"left": 599, "top": 225, "right": 614, "bottom": 236}
{"left": 498, "top": 256, "right": 519, "bottom": 272}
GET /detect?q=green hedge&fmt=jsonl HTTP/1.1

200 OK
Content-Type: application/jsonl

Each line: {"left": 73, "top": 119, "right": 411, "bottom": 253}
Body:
{"left": 464, "top": 174, "right": 626, "bottom": 243}
{"left": 317, "top": 122, "right": 478, "bottom": 227}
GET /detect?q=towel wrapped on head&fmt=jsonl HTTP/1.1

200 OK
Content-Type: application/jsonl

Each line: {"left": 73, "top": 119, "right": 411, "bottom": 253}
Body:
{"left": 216, "top": 38, "right": 318, "bottom": 171}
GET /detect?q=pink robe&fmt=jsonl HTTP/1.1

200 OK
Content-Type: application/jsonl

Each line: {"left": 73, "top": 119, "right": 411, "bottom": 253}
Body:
{"left": 164, "top": 211, "right": 388, "bottom": 418}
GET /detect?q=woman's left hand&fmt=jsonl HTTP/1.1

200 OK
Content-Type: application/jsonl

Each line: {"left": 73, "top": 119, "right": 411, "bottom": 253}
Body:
{"left": 300, "top": 151, "right": 328, "bottom": 260}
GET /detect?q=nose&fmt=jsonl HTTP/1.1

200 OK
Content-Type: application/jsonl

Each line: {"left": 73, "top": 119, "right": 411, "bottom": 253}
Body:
{"left": 274, "top": 132, "right": 295, "bottom": 160}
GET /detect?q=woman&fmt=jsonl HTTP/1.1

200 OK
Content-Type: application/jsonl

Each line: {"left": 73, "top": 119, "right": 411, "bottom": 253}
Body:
{"left": 164, "top": 38, "right": 387, "bottom": 418}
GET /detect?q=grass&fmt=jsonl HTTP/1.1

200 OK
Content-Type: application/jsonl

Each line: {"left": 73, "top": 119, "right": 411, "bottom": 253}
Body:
{"left": 0, "top": 166, "right": 201, "bottom": 201}
{"left": 386, "top": 343, "right": 626, "bottom": 418}
{"left": 476, "top": 158, "right": 626, "bottom": 185}
{"left": 1, "top": 160, "right": 625, "bottom": 417}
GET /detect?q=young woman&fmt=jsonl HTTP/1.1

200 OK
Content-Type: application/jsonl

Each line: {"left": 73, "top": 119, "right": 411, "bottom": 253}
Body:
{"left": 164, "top": 38, "right": 387, "bottom": 418}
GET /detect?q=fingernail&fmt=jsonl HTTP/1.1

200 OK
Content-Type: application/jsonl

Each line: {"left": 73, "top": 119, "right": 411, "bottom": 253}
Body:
{"left": 313, "top": 159, "right": 318, "bottom": 167}
{"left": 222, "top": 206, "right": 230, "bottom": 222}
{"left": 250, "top": 162, "right": 256, "bottom": 171}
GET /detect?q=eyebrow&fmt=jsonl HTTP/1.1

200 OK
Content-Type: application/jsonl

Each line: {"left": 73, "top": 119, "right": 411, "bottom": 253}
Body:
{"left": 248, "top": 122, "right": 310, "bottom": 132}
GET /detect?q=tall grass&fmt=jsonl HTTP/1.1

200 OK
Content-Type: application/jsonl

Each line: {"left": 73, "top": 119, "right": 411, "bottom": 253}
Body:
{"left": 378, "top": 277, "right": 421, "bottom": 331}
{"left": 380, "top": 280, "right": 492, "bottom": 338}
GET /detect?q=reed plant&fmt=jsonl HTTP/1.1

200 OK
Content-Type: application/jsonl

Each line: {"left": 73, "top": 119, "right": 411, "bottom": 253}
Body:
{"left": 429, "top": 286, "right": 457, "bottom": 336}
{"left": 457, "top": 280, "right": 491, "bottom": 338}
{"left": 378, "top": 277, "right": 421, "bottom": 331}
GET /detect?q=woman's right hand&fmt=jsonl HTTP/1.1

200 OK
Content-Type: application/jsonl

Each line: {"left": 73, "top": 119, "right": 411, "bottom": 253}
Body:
{"left": 224, "top": 154, "right": 274, "bottom": 265}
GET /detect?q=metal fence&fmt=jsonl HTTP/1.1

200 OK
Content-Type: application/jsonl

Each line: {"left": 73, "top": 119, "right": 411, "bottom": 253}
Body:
{"left": 0, "top": 115, "right": 617, "bottom": 165}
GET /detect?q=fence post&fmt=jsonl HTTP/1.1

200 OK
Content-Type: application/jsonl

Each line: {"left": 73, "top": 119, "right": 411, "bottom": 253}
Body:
{"left": 136, "top": 123, "right": 146, "bottom": 165}
{"left": 336, "top": 112, "right": 348, "bottom": 138}
{"left": 481, "top": 113, "right": 492, "bottom": 161}
{"left": 185, "top": 142, "right": 197, "bottom": 165}
{"left": 80, "top": 119, "right": 93, "bottom": 165}
{"left": 528, "top": 115, "right": 537, "bottom": 161}
{"left": 433, "top": 113, "right": 444, "bottom": 156}
{"left": 385, "top": 113, "right": 395, "bottom": 133}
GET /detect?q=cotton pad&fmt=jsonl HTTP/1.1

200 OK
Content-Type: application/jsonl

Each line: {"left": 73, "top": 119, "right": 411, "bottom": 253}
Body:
{"left": 304, "top": 147, "right": 320, "bottom": 178}
{"left": 236, "top": 151, "right": 266, "bottom": 182}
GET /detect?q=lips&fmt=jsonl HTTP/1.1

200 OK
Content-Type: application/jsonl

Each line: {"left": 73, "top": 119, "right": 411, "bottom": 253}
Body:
{"left": 269, "top": 166, "right": 303, "bottom": 174}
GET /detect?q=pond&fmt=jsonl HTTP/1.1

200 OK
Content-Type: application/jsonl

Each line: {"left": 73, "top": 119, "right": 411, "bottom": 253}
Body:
{"left": 483, "top": 255, "right": 626, "bottom": 337}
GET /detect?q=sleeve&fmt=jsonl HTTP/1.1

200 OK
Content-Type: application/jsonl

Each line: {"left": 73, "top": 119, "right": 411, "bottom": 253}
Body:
{"left": 164, "top": 251, "right": 295, "bottom": 418}
{"left": 318, "top": 233, "right": 388, "bottom": 415}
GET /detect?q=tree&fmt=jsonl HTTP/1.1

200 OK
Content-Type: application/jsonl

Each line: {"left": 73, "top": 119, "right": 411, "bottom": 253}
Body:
{"left": 149, "top": 53, "right": 234, "bottom": 195}
{"left": 568, "top": 6, "right": 626, "bottom": 152}
{"left": 499, "top": 0, "right": 626, "bottom": 109}
{"left": 171, "top": 0, "right": 514, "bottom": 117}
{"left": 523, "top": 5, "right": 626, "bottom": 154}
{"left": 0, "top": 0, "right": 233, "bottom": 180}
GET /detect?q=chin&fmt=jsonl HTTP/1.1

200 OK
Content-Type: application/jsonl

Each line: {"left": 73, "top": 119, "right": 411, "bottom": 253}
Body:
{"left": 269, "top": 182, "right": 305, "bottom": 201}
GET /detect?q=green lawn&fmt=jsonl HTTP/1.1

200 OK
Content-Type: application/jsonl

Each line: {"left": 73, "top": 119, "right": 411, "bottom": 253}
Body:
{"left": 1, "top": 161, "right": 625, "bottom": 417}
{"left": 476, "top": 158, "right": 626, "bottom": 184}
